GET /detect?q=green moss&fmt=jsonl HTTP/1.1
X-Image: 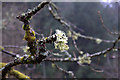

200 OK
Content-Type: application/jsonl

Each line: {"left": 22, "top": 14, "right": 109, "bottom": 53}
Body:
{"left": 22, "top": 25, "right": 30, "bottom": 30}
{"left": 10, "top": 69, "right": 30, "bottom": 80}
{"left": 0, "top": 62, "right": 7, "bottom": 67}
{"left": 23, "top": 27, "right": 36, "bottom": 42}
{"left": 0, "top": 46, "right": 4, "bottom": 50}
{"left": 0, "top": 63, "right": 30, "bottom": 79}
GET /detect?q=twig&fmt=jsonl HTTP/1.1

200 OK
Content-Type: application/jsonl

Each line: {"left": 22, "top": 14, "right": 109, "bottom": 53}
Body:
{"left": 1, "top": 31, "right": 57, "bottom": 78}
{"left": 16, "top": 0, "right": 50, "bottom": 23}
{"left": 2, "top": 53, "right": 47, "bottom": 78}
{"left": 0, "top": 63, "right": 30, "bottom": 80}
{"left": 72, "top": 38, "right": 81, "bottom": 54}
{"left": 1, "top": 45, "right": 119, "bottom": 78}
{"left": 90, "top": 66, "right": 104, "bottom": 73}
{"left": 3, "top": 45, "right": 22, "bottom": 48}
{"left": 45, "top": 39, "right": 120, "bottom": 62}
{"left": 49, "top": 28, "right": 53, "bottom": 36}
{"left": 72, "top": 51, "right": 77, "bottom": 58}
{"left": 89, "top": 36, "right": 120, "bottom": 57}
{"left": 77, "top": 33, "right": 115, "bottom": 43}
{"left": 45, "top": 57, "right": 79, "bottom": 62}
{"left": 48, "top": 3, "right": 116, "bottom": 43}
{"left": 52, "top": 62, "right": 76, "bottom": 78}
{"left": 1, "top": 49, "right": 17, "bottom": 57}
{"left": 98, "top": 11, "right": 119, "bottom": 35}
{"left": 2, "top": 1, "right": 50, "bottom": 78}
{"left": 2, "top": 1, "right": 120, "bottom": 79}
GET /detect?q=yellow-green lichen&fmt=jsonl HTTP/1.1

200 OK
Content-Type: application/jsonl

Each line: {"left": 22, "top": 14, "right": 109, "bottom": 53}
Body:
{"left": 0, "top": 46, "right": 4, "bottom": 50}
{"left": 22, "top": 46, "right": 30, "bottom": 53}
{"left": 23, "top": 28, "right": 36, "bottom": 42}
{"left": 10, "top": 69, "right": 30, "bottom": 80}
{"left": 67, "top": 30, "right": 72, "bottom": 37}
{"left": 0, "top": 62, "right": 30, "bottom": 80}
{"left": 54, "top": 29, "right": 69, "bottom": 51}
{"left": 78, "top": 53, "right": 91, "bottom": 64}
{"left": 96, "top": 38, "right": 102, "bottom": 44}
{"left": 22, "top": 24, "right": 30, "bottom": 30}
{"left": 22, "top": 24, "right": 36, "bottom": 42}
{"left": 72, "top": 32, "right": 81, "bottom": 40}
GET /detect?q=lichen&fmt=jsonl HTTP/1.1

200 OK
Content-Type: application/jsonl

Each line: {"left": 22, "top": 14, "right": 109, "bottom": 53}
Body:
{"left": 72, "top": 32, "right": 81, "bottom": 40}
{"left": 22, "top": 25, "right": 36, "bottom": 42}
{"left": 0, "top": 63, "right": 30, "bottom": 80}
{"left": 10, "top": 69, "right": 30, "bottom": 80}
{"left": 54, "top": 29, "right": 69, "bottom": 51}
{"left": 67, "top": 30, "right": 72, "bottom": 37}
{"left": 96, "top": 38, "right": 102, "bottom": 44}
{"left": 22, "top": 46, "right": 30, "bottom": 53}
{"left": 24, "top": 29, "right": 36, "bottom": 42}
{"left": 78, "top": 53, "right": 91, "bottom": 64}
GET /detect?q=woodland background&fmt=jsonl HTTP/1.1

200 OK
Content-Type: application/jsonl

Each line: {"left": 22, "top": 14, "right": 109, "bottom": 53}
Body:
{"left": 2, "top": 2, "right": 119, "bottom": 78}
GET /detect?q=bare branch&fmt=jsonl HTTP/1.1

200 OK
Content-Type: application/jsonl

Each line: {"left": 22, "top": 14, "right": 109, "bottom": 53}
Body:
{"left": 1, "top": 48, "right": 16, "bottom": 57}
{"left": 48, "top": 3, "right": 116, "bottom": 43}
{"left": 2, "top": 53, "right": 47, "bottom": 78}
{"left": 3, "top": 45, "right": 22, "bottom": 49}
{"left": 0, "top": 63, "right": 30, "bottom": 80}
{"left": 89, "top": 36, "right": 120, "bottom": 57}
{"left": 52, "top": 62, "right": 76, "bottom": 78}
{"left": 72, "top": 38, "right": 82, "bottom": 54}
{"left": 2, "top": 1, "right": 119, "bottom": 79}
{"left": 98, "top": 11, "right": 119, "bottom": 35}
{"left": 16, "top": 0, "right": 50, "bottom": 23}
{"left": 2, "top": 1, "right": 51, "bottom": 78}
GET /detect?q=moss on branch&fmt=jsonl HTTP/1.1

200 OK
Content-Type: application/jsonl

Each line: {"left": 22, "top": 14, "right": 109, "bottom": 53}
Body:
{"left": 0, "top": 63, "right": 30, "bottom": 80}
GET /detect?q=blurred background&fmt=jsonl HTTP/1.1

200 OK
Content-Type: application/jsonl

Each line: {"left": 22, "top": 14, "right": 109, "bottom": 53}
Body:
{"left": 2, "top": 2, "right": 119, "bottom": 78}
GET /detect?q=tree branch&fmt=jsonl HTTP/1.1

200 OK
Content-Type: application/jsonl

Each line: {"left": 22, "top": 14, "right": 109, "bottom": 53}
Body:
{"left": 47, "top": 3, "right": 116, "bottom": 44}
{"left": 0, "top": 63, "right": 30, "bottom": 80}
{"left": 52, "top": 62, "right": 76, "bottom": 78}
{"left": 98, "top": 11, "right": 119, "bottom": 35}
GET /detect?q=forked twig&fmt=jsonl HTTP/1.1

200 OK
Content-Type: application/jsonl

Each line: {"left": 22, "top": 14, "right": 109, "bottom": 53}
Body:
{"left": 98, "top": 11, "right": 119, "bottom": 35}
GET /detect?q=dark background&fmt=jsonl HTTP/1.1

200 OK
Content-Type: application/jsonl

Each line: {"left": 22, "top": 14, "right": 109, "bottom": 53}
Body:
{"left": 2, "top": 2, "right": 119, "bottom": 78}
